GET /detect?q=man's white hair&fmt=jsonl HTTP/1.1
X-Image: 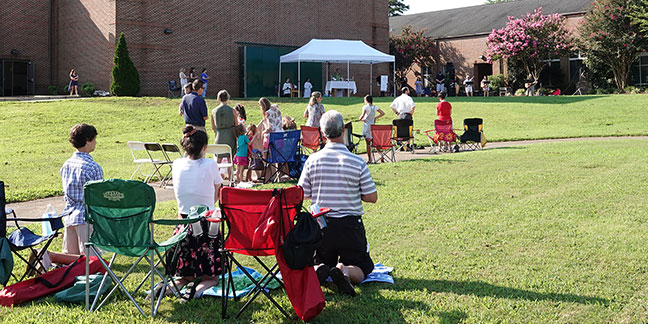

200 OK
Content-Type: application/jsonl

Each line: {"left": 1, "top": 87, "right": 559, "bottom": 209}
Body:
{"left": 320, "top": 110, "right": 344, "bottom": 139}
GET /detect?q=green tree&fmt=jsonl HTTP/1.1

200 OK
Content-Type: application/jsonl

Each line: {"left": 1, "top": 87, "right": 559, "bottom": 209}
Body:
{"left": 630, "top": 0, "right": 648, "bottom": 32}
{"left": 110, "top": 32, "right": 140, "bottom": 96}
{"left": 579, "top": 0, "right": 648, "bottom": 90}
{"left": 389, "top": 0, "right": 409, "bottom": 16}
{"left": 389, "top": 26, "right": 436, "bottom": 81}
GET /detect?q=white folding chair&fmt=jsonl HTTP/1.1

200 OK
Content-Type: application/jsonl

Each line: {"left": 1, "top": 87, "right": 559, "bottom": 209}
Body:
{"left": 143, "top": 142, "right": 172, "bottom": 186}
{"left": 127, "top": 141, "right": 160, "bottom": 181}
{"left": 205, "top": 144, "right": 233, "bottom": 186}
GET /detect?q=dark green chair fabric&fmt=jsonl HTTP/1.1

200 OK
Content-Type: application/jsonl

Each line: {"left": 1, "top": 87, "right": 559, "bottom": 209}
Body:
{"left": 83, "top": 179, "right": 201, "bottom": 317}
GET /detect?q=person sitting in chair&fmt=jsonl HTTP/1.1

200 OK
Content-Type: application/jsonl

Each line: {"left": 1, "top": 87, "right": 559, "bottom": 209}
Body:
{"left": 298, "top": 110, "right": 378, "bottom": 296}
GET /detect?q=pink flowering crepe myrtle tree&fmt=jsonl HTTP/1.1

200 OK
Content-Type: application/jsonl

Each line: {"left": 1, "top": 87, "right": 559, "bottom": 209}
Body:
{"left": 579, "top": 0, "right": 648, "bottom": 90}
{"left": 389, "top": 26, "right": 437, "bottom": 82}
{"left": 486, "top": 8, "right": 572, "bottom": 84}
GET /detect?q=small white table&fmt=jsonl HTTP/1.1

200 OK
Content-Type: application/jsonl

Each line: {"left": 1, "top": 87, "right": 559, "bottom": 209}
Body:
{"left": 325, "top": 81, "right": 357, "bottom": 97}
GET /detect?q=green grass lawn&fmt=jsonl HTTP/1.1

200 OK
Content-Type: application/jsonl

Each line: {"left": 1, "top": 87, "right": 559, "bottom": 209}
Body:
{"left": 2, "top": 139, "right": 648, "bottom": 323}
{"left": 0, "top": 94, "right": 647, "bottom": 202}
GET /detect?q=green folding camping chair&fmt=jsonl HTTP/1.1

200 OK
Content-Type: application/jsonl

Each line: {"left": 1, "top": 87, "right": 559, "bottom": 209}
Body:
{"left": 83, "top": 179, "right": 201, "bottom": 317}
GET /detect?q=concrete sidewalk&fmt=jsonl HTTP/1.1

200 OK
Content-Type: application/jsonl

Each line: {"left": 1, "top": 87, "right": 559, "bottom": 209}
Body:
{"left": 7, "top": 136, "right": 648, "bottom": 221}
{"left": 6, "top": 184, "right": 176, "bottom": 222}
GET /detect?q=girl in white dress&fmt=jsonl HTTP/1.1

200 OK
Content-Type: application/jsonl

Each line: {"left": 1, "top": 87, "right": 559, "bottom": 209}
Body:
{"left": 358, "top": 95, "right": 385, "bottom": 164}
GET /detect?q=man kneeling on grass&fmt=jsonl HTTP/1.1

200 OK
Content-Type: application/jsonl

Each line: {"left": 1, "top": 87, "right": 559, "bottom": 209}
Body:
{"left": 298, "top": 110, "right": 378, "bottom": 296}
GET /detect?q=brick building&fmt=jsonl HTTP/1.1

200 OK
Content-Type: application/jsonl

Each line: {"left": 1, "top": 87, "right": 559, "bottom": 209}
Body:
{"left": 390, "top": 0, "right": 595, "bottom": 94}
{"left": 1, "top": 0, "right": 390, "bottom": 97}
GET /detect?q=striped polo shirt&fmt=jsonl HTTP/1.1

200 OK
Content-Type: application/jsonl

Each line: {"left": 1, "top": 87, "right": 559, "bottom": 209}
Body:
{"left": 298, "top": 142, "right": 377, "bottom": 218}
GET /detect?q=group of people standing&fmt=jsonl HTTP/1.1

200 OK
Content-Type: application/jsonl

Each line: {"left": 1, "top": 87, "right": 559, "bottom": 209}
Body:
{"left": 411, "top": 73, "right": 491, "bottom": 97}
{"left": 179, "top": 68, "right": 210, "bottom": 98}
{"left": 282, "top": 77, "right": 313, "bottom": 98}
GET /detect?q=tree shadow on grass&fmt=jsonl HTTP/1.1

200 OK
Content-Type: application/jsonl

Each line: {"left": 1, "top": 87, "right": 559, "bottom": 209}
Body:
{"left": 394, "top": 277, "right": 609, "bottom": 306}
{"left": 447, "top": 95, "right": 605, "bottom": 105}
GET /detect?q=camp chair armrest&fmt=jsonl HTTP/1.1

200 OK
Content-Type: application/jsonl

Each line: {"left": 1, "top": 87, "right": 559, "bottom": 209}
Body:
{"left": 351, "top": 133, "right": 364, "bottom": 139}
{"left": 8, "top": 216, "right": 64, "bottom": 222}
{"left": 152, "top": 217, "right": 202, "bottom": 226}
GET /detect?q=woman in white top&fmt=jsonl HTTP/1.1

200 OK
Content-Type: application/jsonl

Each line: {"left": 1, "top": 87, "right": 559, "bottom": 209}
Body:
{"left": 303, "top": 78, "right": 313, "bottom": 98}
{"left": 179, "top": 68, "right": 188, "bottom": 88}
{"left": 282, "top": 78, "right": 292, "bottom": 97}
{"left": 303, "top": 91, "right": 325, "bottom": 128}
{"left": 358, "top": 95, "right": 385, "bottom": 164}
{"left": 168, "top": 125, "right": 224, "bottom": 301}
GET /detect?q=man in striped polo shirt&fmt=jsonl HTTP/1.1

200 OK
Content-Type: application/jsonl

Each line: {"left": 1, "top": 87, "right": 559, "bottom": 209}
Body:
{"left": 298, "top": 110, "right": 378, "bottom": 296}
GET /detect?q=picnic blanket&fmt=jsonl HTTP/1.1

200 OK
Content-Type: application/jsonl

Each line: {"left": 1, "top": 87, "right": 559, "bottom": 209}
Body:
{"left": 199, "top": 266, "right": 282, "bottom": 298}
{"left": 360, "top": 263, "right": 394, "bottom": 284}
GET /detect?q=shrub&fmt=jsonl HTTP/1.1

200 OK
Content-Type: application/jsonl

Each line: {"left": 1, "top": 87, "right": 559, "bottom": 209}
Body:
{"left": 47, "top": 85, "right": 58, "bottom": 95}
{"left": 488, "top": 74, "right": 507, "bottom": 93}
{"left": 81, "top": 82, "right": 95, "bottom": 96}
{"left": 63, "top": 84, "right": 70, "bottom": 94}
{"left": 515, "top": 89, "right": 526, "bottom": 96}
{"left": 110, "top": 32, "right": 140, "bottom": 96}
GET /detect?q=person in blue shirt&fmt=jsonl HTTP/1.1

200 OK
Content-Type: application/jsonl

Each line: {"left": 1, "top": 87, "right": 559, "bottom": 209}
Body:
{"left": 199, "top": 68, "right": 210, "bottom": 98}
{"left": 233, "top": 124, "right": 250, "bottom": 183}
{"left": 179, "top": 80, "right": 209, "bottom": 132}
{"left": 60, "top": 124, "right": 103, "bottom": 255}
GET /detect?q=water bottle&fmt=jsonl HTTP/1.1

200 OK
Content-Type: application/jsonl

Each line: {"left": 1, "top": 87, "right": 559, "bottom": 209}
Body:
{"left": 311, "top": 203, "right": 327, "bottom": 229}
{"left": 42, "top": 204, "right": 56, "bottom": 237}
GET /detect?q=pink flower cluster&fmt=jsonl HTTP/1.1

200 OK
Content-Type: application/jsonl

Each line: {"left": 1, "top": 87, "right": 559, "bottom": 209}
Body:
{"left": 486, "top": 7, "right": 571, "bottom": 62}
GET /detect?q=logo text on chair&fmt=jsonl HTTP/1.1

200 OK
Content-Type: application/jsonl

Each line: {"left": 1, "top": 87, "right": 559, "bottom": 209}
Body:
{"left": 103, "top": 191, "right": 125, "bottom": 201}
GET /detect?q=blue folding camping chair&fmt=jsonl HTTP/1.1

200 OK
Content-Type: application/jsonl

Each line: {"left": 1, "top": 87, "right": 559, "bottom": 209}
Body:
{"left": 260, "top": 130, "right": 301, "bottom": 183}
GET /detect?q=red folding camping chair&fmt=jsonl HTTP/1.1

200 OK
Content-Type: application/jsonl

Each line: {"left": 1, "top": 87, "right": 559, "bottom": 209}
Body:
{"left": 300, "top": 126, "right": 323, "bottom": 154}
{"left": 370, "top": 125, "right": 396, "bottom": 163}
{"left": 217, "top": 186, "right": 325, "bottom": 321}
{"left": 424, "top": 119, "right": 458, "bottom": 153}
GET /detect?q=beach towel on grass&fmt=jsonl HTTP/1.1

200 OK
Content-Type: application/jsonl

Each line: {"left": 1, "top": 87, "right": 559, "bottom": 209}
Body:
{"left": 198, "top": 266, "right": 282, "bottom": 298}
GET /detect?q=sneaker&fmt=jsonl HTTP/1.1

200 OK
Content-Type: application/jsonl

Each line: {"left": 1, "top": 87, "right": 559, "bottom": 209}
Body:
{"left": 315, "top": 264, "right": 331, "bottom": 285}
{"left": 329, "top": 267, "right": 356, "bottom": 296}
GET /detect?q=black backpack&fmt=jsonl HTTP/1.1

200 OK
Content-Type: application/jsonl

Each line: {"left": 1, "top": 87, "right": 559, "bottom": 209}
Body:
{"left": 282, "top": 211, "right": 323, "bottom": 270}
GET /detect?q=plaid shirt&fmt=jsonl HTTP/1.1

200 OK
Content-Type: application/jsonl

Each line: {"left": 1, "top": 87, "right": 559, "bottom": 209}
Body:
{"left": 60, "top": 152, "right": 103, "bottom": 226}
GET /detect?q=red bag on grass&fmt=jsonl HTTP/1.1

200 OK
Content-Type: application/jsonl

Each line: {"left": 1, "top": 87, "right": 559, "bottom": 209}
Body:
{"left": 0, "top": 256, "right": 105, "bottom": 307}
{"left": 262, "top": 193, "right": 326, "bottom": 322}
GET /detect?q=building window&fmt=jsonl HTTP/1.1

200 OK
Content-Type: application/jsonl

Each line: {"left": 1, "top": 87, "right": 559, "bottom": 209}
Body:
{"left": 569, "top": 52, "right": 585, "bottom": 84}
{"left": 631, "top": 53, "right": 648, "bottom": 86}
{"left": 539, "top": 58, "right": 561, "bottom": 88}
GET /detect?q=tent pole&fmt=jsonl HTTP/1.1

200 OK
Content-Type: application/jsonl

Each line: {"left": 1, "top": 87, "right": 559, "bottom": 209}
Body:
{"left": 347, "top": 61, "right": 350, "bottom": 97}
{"left": 326, "top": 62, "right": 329, "bottom": 96}
{"left": 393, "top": 62, "right": 396, "bottom": 97}
{"left": 298, "top": 60, "right": 301, "bottom": 98}
{"left": 370, "top": 63, "right": 373, "bottom": 96}
{"left": 278, "top": 62, "right": 281, "bottom": 97}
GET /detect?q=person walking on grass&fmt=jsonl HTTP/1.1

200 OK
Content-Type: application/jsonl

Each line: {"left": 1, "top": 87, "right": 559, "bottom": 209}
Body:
{"left": 358, "top": 95, "right": 384, "bottom": 164}
{"left": 298, "top": 110, "right": 378, "bottom": 296}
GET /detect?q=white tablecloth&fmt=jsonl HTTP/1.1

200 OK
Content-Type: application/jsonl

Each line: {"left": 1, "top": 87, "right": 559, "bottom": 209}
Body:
{"left": 325, "top": 81, "right": 357, "bottom": 95}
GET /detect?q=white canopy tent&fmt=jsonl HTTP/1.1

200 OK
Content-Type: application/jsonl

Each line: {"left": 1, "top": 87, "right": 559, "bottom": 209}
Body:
{"left": 279, "top": 39, "right": 395, "bottom": 97}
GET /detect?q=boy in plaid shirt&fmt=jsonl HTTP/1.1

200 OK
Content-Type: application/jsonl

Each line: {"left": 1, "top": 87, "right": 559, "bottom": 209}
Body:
{"left": 60, "top": 124, "right": 103, "bottom": 255}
